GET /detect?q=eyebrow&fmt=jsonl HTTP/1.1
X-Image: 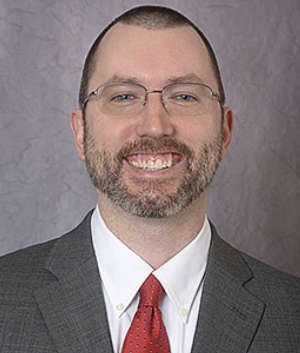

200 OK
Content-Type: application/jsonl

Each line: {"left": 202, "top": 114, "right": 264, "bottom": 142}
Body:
{"left": 166, "top": 73, "right": 205, "bottom": 84}
{"left": 105, "top": 74, "right": 141, "bottom": 84}
{"left": 105, "top": 73, "right": 205, "bottom": 86}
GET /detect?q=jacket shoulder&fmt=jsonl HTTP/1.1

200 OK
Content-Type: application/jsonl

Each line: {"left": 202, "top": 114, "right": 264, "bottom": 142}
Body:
{"left": 0, "top": 238, "right": 56, "bottom": 273}
{"left": 0, "top": 237, "right": 60, "bottom": 301}
{"left": 0, "top": 210, "right": 93, "bottom": 279}
{"left": 0, "top": 211, "right": 94, "bottom": 300}
{"left": 240, "top": 250, "right": 300, "bottom": 300}
{"left": 210, "top": 223, "right": 300, "bottom": 302}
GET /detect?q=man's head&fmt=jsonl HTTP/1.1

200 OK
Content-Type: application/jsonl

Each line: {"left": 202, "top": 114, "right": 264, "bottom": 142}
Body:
{"left": 71, "top": 6, "right": 233, "bottom": 218}
{"left": 78, "top": 6, "right": 225, "bottom": 110}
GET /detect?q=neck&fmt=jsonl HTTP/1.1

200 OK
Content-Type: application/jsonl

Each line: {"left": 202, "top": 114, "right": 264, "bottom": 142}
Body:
{"left": 97, "top": 192, "right": 207, "bottom": 269}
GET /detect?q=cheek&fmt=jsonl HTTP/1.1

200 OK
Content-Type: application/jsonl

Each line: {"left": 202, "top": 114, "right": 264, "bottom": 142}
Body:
{"left": 175, "top": 116, "right": 220, "bottom": 145}
{"left": 87, "top": 115, "right": 135, "bottom": 153}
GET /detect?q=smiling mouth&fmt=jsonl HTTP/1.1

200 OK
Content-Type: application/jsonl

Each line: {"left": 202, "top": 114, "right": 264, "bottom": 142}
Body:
{"left": 126, "top": 152, "right": 183, "bottom": 171}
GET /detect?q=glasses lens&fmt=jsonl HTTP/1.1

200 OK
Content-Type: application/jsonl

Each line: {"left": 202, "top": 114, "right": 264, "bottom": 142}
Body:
{"left": 163, "top": 83, "right": 214, "bottom": 116}
{"left": 99, "top": 83, "right": 145, "bottom": 115}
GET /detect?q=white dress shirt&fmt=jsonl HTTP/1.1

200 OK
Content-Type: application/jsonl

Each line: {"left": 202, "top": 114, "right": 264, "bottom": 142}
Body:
{"left": 91, "top": 206, "right": 211, "bottom": 353}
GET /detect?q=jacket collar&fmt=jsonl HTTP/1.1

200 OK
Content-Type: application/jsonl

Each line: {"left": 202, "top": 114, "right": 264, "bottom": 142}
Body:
{"left": 191, "top": 223, "right": 265, "bottom": 353}
{"left": 34, "top": 210, "right": 114, "bottom": 353}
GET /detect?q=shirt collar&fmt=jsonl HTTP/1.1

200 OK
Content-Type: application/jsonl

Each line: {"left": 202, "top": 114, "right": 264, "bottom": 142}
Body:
{"left": 91, "top": 207, "right": 153, "bottom": 317}
{"left": 91, "top": 206, "right": 211, "bottom": 323}
{"left": 154, "top": 217, "right": 211, "bottom": 323}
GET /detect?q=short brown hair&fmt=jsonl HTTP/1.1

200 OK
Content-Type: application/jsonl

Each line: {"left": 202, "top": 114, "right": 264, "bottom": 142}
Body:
{"left": 79, "top": 5, "right": 225, "bottom": 108}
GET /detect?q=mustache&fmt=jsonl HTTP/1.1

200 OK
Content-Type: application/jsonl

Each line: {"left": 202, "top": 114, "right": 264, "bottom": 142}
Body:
{"left": 116, "top": 138, "right": 193, "bottom": 162}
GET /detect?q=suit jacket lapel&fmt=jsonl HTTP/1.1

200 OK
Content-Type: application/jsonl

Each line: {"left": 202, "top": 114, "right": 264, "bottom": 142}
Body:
{"left": 191, "top": 224, "right": 265, "bottom": 353}
{"left": 34, "top": 211, "right": 114, "bottom": 353}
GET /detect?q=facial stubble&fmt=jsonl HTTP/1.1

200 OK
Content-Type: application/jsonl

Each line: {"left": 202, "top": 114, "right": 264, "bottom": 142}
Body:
{"left": 83, "top": 124, "right": 223, "bottom": 218}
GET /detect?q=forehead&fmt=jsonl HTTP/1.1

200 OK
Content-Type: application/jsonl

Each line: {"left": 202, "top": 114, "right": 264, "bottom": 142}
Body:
{"left": 89, "top": 23, "right": 216, "bottom": 90}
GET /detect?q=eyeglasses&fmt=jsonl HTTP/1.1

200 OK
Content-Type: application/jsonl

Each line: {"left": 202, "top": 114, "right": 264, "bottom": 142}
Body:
{"left": 82, "top": 81, "right": 222, "bottom": 116}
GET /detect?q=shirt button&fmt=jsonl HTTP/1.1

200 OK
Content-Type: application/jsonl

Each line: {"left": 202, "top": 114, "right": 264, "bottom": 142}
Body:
{"left": 180, "top": 308, "right": 188, "bottom": 316}
{"left": 116, "top": 303, "right": 124, "bottom": 311}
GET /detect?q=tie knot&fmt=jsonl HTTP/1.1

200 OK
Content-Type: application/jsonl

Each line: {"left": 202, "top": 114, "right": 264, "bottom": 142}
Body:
{"left": 139, "top": 274, "right": 165, "bottom": 307}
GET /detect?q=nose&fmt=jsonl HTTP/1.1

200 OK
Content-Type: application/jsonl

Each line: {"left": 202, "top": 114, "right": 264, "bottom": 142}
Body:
{"left": 136, "top": 93, "right": 175, "bottom": 139}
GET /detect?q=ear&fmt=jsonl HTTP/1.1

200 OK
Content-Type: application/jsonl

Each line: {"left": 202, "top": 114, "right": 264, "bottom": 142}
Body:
{"left": 70, "top": 109, "right": 85, "bottom": 160}
{"left": 220, "top": 106, "right": 234, "bottom": 160}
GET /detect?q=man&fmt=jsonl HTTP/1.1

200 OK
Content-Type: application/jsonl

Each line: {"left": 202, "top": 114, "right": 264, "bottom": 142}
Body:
{"left": 0, "top": 5, "right": 299, "bottom": 353}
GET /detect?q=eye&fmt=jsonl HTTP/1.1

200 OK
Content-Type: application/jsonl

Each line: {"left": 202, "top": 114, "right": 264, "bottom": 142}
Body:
{"left": 170, "top": 92, "right": 199, "bottom": 104}
{"left": 174, "top": 94, "right": 197, "bottom": 102}
{"left": 111, "top": 93, "right": 136, "bottom": 103}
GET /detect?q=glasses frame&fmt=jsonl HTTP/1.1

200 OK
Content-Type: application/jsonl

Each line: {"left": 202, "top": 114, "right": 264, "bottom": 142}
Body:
{"left": 82, "top": 81, "right": 222, "bottom": 113}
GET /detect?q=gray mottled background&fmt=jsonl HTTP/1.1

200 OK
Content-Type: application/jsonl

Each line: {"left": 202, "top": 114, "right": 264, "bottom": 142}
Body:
{"left": 1, "top": 0, "right": 299, "bottom": 277}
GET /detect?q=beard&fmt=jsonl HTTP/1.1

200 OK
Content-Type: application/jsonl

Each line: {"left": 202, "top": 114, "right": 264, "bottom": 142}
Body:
{"left": 84, "top": 125, "right": 223, "bottom": 218}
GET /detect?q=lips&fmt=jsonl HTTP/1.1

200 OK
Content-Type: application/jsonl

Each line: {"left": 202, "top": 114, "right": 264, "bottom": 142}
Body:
{"left": 126, "top": 152, "right": 183, "bottom": 171}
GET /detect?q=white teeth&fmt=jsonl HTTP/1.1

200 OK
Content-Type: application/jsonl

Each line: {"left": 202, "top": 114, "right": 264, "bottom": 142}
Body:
{"left": 129, "top": 158, "right": 172, "bottom": 171}
{"left": 155, "top": 159, "right": 162, "bottom": 169}
{"left": 131, "top": 161, "right": 139, "bottom": 167}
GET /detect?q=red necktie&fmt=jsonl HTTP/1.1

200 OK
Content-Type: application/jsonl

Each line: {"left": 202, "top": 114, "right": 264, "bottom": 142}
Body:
{"left": 121, "top": 274, "right": 171, "bottom": 353}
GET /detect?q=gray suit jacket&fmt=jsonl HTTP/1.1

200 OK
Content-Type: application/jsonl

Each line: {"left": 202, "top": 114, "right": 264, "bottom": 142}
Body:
{"left": 0, "top": 210, "right": 300, "bottom": 352}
